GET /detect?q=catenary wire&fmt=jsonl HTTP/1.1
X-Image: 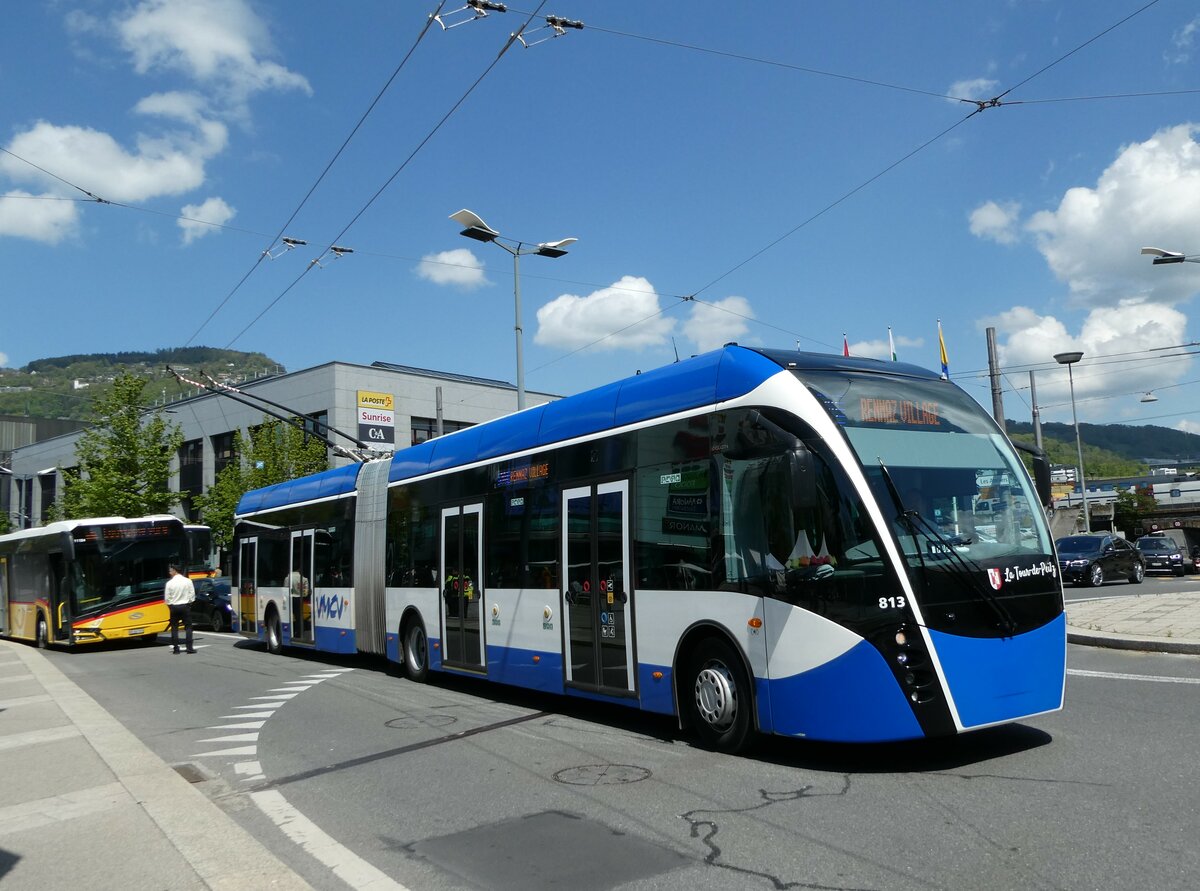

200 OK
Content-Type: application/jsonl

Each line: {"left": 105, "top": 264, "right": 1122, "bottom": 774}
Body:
{"left": 223, "top": 2, "right": 550, "bottom": 349}
{"left": 182, "top": 1, "right": 449, "bottom": 349}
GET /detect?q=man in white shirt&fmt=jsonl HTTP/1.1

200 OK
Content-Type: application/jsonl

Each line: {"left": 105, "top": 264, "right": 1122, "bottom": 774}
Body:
{"left": 164, "top": 564, "right": 197, "bottom": 654}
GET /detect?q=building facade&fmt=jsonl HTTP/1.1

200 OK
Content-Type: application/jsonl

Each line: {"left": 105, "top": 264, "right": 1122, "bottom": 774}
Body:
{"left": 4, "top": 360, "right": 554, "bottom": 529}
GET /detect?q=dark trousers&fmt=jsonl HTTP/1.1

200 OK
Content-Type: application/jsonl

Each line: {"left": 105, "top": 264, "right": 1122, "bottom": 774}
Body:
{"left": 168, "top": 603, "right": 194, "bottom": 652}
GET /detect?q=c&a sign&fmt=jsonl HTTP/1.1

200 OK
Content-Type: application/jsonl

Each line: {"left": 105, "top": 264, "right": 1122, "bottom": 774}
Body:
{"left": 357, "top": 390, "right": 395, "bottom": 444}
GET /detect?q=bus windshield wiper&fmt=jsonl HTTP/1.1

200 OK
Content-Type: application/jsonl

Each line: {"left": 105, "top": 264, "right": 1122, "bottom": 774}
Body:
{"left": 877, "top": 459, "right": 1017, "bottom": 635}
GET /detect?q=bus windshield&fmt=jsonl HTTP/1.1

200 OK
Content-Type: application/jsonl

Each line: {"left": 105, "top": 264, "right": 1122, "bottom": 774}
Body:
{"left": 68, "top": 521, "right": 186, "bottom": 617}
{"left": 801, "top": 371, "right": 1058, "bottom": 634}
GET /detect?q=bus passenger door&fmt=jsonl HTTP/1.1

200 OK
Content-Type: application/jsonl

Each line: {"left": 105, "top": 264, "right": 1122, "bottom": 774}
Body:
{"left": 440, "top": 504, "right": 485, "bottom": 670}
{"left": 0, "top": 556, "right": 8, "bottom": 635}
{"left": 561, "top": 481, "right": 635, "bottom": 694}
{"left": 290, "top": 530, "right": 315, "bottom": 646}
{"left": 236, "top": 538, "right": 257, "bottom": 635}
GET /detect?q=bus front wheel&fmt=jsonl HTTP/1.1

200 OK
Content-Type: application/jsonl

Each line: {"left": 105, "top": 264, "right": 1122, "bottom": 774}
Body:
{"left": 36, "top": 615, "right": 49, "bottom": 649}
{"left": 265, "top": 611, "right": 282, "bottom": 655}
{"left": 685, "top": 638, "right": 754, "bottom": 754}
{"left": 402, "top": 619, "right": 429, "bottom": 683}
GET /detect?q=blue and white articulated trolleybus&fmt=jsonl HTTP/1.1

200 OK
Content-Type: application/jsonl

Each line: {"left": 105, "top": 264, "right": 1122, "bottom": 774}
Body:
{"left": 232, "top": 345, "right": 1064, "bottom": 752}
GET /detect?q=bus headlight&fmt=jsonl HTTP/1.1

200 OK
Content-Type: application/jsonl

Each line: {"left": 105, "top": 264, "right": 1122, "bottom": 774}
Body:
{"left": 896, "top": 651, "right": 909, "bottom": 666}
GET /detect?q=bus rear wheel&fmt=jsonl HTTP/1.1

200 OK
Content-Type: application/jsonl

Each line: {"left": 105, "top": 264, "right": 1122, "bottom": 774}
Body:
{"left": 685, "top": 638, "right": 754, "bottom": 754}
{"left": 265, "top": 611, "right": 282, "bottom": 655}
{"left": 403, "top": 619, "right": 429, "bottom": 683}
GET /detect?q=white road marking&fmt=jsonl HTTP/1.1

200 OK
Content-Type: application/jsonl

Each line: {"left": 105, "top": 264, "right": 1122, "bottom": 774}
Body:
{"left": 221, "top": 711, "right": 276, "bottom": 719}
{"left": 252, "top": 692, "right": 300, "bottom": 701}
{"left": 0, "top": 725, "right": 82, "bottom": 752}
{"left": 197, "top": 732, "right": 260, "bottom": 744}
{"left": 1068, "top": 668, "right": 1200, "bottom": 685}
{"left": 209, "top": 720, "right": 267, "bottom": 730}
{"left": 233, "top": 703, "right": 281, "bottom": 711}
{"left": 194, "top": 744, "right": 259, "bottom": 757}
{"left": 251, "top": 788, "right": 409, "bottom": 891}
{"left": 0, "top": 694, "right": 51, "bottom": 709}
{"left": 0, "top": 782, "right": 126, "bottom": 836}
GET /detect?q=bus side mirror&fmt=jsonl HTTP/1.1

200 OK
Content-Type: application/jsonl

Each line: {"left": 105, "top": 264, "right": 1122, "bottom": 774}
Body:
{"left": 789, "top": 446, "right": 816, "bottom": 512}
{"left": 1031, "top": 453, "right": 1052, "bottom": 509}
{"left": 1011, "top": 440, "right": 1053, "bottom": 509}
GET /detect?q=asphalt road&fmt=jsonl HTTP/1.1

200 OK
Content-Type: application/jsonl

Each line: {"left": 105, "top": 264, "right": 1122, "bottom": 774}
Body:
{"left": 45, "top": 605, "right": 1200, "bottom": 891}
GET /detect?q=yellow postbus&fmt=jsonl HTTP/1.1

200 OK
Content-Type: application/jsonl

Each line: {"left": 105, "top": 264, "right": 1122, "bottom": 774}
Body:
{"left": 0, "top": 516, "right": 188, "bottom": 648}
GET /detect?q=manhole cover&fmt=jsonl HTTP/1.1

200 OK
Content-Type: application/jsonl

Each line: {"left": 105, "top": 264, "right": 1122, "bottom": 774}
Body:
{"left": 385, "top": 714, "right": 459, "bottom": 730}
{"left": 553, "top": 764, "right": 650, "bottom": 786}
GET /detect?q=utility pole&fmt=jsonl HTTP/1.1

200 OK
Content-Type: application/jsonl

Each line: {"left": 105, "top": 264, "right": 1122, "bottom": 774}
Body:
{"left": 1029, "top": 370, "right": 1043, "bottom": 450}
{"left": 986, "top": 327, "right": 1005, "bottom": 432}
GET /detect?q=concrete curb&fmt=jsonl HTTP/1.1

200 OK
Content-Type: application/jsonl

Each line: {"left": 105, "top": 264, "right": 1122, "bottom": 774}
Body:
{"left": 9, "top": 643, "right": 313, "bottom": 891}
{"left": 1066, "top": 628, "right": 1200, "bottom": 656}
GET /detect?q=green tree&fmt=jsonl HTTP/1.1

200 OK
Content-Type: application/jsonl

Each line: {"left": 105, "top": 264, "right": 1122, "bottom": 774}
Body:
{"left": 56, "top": 373, "right": 183, "bottom": 519}
{"left": 1113, "top": 486, "right": 1157, "bottom": 537}
{"left": 0, "top": 512, "right": 10, "bottom": 535}
{"left": 195, "top": 418, "right": 329, "bottom": 551}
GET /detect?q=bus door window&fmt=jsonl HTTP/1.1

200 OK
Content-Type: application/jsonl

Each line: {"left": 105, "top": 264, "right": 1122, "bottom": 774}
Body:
{"left": 290, "top": 531, "right": 314, "bottom": 645}
{"left": 47, "top": 552, "right": 70, "bottom": 641}
{"left": 561, "top": 481, "right": 634, "bottom": 693}
{"left": 238, "top": 539, "right": 258, "bottom": 634}
{"left": 441, "top": 504, "right": 485, "bottom": 669}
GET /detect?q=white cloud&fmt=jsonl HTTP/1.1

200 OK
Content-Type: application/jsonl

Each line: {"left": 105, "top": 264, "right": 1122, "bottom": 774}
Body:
{"left": 947, "top": 77, "right": 1000, "bottom": 103}
{"left": 534, "top": 276, "right": 675, "bottom": 351}
{"left": 969, "top": 200, "right": 1021, "bottom": 244}
{"left": 0, "top": 351, "right": 10, "bottom": 367}
{"left": 115, "top": 0, "right": 311, "bottom": 106}
{"left": 984, "top": 302, "right": 1190, "bottom": 420}
{"left": 415, "top": 248, "right": 487, "bottom": 289}
{"left": 1026, "top": 124, "right": 1200, "bottom": 305}
{"left": 2, "top": 118, "right": 224, "bottom": 204}
{"left": 682, "top": 296, "right": 754, "bottom": 353}
{"left": 1175, "top": 419, "right": 1200, "bottom": 435}
{"left": 0, "top": 191, "right": 80, "bottom": 244}
{"left": 851, "top": 334, "right": 925, "bottom": 362}
{"left": 1166, "top": 16, "right": 1200, "bottom": 65}
{"left": 178, "top": 196, "right": 235, "bottom": 244}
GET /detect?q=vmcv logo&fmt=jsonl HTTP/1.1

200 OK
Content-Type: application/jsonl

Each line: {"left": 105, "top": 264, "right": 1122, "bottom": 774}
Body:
{"left": 316, "top": 594, "right": 348, "bottom": 620}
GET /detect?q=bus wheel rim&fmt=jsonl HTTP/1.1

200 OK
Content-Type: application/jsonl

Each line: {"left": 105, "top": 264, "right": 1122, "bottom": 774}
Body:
{"left": 695, "top": 663, "right": 737, "bottom": 729}
{"left": 407, "top": 626, "right": 426, "bottom": 670}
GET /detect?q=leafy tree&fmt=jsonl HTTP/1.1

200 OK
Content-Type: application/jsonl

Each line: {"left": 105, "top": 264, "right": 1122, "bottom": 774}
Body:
{"left": 0, "top": 512, "right": 10, "bottom": 534}
{"left": 1113, "top": 486, "right": 1157, "bottom": 537}
{"left": 196, "top": 417, "right": 329, "bottom": 551}
{"left": 56, "top": 373, "right": 183, "bottom": 519}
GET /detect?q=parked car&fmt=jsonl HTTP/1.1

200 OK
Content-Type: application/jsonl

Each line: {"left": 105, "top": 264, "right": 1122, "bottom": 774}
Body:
{"left": 1134, "top": 536, "right": 1188, "bottom": 576}
{"left": 192, "top": 576, "right": 233, "bottom": 631}
{"left": 1055, "top": 534, "right": 1144, "bottom": 587}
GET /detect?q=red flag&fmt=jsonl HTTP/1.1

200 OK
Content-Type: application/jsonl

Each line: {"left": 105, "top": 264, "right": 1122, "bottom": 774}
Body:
{"left": 842, "top": 334, "right": 850, "bottom": 357}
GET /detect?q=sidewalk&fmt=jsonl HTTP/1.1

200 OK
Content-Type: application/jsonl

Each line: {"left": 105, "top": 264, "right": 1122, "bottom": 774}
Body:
{"left": 0, "top": 639, "right": 313, "bottom": 891}
{"left": 1066, "top": 591, "right": 1200, "bottom": 655}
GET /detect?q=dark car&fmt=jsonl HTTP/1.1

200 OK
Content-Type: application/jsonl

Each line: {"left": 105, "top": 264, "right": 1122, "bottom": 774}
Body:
{"left": 1134, "top": 536, "right": 1187, "bottom": 576}
{"left": 1055, "top": 534, "right": 1144, "bottom": 587}
{"left": 192, "top": 576, "right": 233, "bottom": 631}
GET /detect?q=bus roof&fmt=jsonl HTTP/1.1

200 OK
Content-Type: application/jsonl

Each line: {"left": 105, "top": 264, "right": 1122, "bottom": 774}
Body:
{"left": 235, "top": 345, "right": 947, "bottom": 515}
{"left": 0, "top": 515, "right": 184, "bottom": 545}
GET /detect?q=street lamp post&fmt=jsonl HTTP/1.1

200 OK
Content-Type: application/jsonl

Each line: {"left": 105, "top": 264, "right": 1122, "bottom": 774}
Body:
{"left": 450, "top": 209, "right": 576, "bottom": 412}
{"left": 1054, "top": 350, "right": 1089, "bottom": 532}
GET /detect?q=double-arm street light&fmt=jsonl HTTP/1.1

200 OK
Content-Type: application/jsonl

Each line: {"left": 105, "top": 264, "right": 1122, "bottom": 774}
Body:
{"left": 1054, "top": 350, "right": 1089, "bottom": 532}
{"left": 450, "top": 209, "right": 577, "bottom": 412}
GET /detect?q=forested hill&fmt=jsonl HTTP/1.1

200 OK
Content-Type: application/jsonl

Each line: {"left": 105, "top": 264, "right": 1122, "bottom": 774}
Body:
{"left": 1006, "top": 420, "right": 1200, "bottom": 462}
{"left": 0, "top": 348, "right": 282, "bottom": 421}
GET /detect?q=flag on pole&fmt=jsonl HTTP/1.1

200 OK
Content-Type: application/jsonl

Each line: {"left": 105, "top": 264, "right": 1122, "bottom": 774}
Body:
{"left": 888, "top": 327, "right": 897, "bottom": 362}
{"left": 937, "top": 319, "right": 949, "bottom": 379}
{"left": 843, "top": 333, "right": 850, "bottom": 357}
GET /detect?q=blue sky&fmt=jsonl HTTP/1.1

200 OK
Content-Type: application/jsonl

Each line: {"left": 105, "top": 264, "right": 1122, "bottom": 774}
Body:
{"left": 3, "top": 0, "right": 1200, "bottom": 430}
